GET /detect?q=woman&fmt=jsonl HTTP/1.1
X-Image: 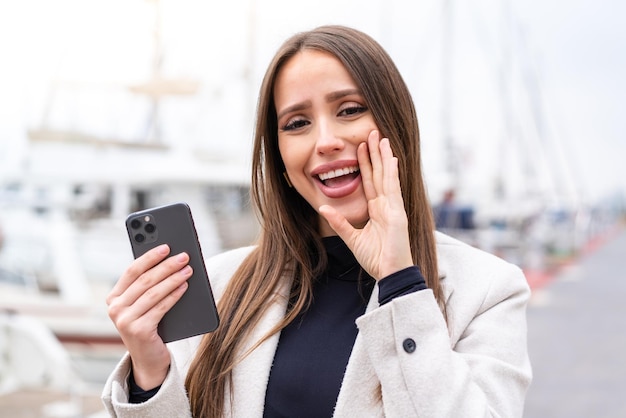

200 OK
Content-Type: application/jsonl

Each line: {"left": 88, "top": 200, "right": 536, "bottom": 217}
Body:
{"left": 103, "top": 25, "right": 531, "bottom": 417}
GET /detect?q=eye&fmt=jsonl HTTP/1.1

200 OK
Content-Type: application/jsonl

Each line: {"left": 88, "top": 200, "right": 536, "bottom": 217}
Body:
{"left": 281, "top": 117, "right": 310, "bottom": 131}
{"left": 338, "top": 104, "right": 368, "bottom": 117}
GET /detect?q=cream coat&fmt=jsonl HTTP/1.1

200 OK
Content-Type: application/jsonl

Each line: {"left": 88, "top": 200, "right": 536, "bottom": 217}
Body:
{"left": 102, "top": 232, "right": 532, "bottom": 417}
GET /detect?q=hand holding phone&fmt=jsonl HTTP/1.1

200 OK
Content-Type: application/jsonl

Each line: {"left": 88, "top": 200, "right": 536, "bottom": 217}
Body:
{"left": 125, "top": 202, "right": 220, "bottom": 343}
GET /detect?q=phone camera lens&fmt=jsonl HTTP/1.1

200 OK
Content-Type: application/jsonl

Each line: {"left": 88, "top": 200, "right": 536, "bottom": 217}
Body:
{"left": 144, "top": 223, "right": 156, "bottom": 233}
{"left": 134, "top": 233, "right": 145, "bottom": 243}
{"left": 130, "top": 219, "right": 141, "bottom": 229}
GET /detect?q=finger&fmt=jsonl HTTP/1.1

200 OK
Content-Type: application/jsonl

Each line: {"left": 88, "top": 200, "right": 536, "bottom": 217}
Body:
{"left": 109, "top": 263, "right": 192, "bottom": 329}
{"left": 114, "top": 280, "right": 187, "bottom": 350}
{"left": 380, "top": 137, "right": 402, "bottom": 197}
{"left": 128, "top": 266, "right": 192, "bottom": 323}
{"left": 146, "top": 281, "right": 189, "bottom": 322}
{"left": 107, "top": 244, "right": 171, "bottom": 304}
{"left": 367, "top": 130, "right": 384, "bottom": 195}
{"left": 358, "top": 142, "right": 376, "bottom": 201}
{"left": 120, "top": 252, "right": 190, "bottom": 308}
{"left": 319, "top": 205, "right": 357, "bottom": 245}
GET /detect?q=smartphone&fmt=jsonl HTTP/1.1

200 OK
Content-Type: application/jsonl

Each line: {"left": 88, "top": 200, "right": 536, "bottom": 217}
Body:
{"left": 125, "top": 202, "right": 219, "bottom": 343}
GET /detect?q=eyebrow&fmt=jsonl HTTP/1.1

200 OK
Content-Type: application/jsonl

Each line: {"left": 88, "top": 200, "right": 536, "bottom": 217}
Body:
{"left": 276, "top": 88, "right": 363, "bottom": 121}
{"left": 277, "top": 101, "right": 311, "bottom": 121}
{"left": 325, "top": 88, "right": 362, "bottom": 102}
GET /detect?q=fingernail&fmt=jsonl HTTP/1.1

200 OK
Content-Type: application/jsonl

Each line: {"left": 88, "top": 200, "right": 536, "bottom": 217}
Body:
{"left": 181, "top": 265, "right": 192, "bottom": 275}
{"left": 157, "top": 244, "right": 169, "bottom": 255}
{"left": 176, "top": 252, "right": 189, "bottom": 263}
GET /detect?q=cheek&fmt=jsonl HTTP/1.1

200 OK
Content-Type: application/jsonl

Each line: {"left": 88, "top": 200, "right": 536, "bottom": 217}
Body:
{"left": 351, "top": 121, "right": 379, "bottom": 144}
{"left": 279, "top": 139, "right": 310, "bottom": 173}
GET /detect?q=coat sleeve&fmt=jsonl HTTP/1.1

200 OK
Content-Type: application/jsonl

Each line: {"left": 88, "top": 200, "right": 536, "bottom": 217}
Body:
{"left": 101, "top": 350, "right": 193, "bottom": 418}
{"left": 355, "top": 263, "right": 532, "bottom": 418}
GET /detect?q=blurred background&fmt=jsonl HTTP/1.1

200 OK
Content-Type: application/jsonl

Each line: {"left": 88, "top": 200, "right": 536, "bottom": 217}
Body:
{"left": 0, "top": 0, "right": 624, "bottom": 416}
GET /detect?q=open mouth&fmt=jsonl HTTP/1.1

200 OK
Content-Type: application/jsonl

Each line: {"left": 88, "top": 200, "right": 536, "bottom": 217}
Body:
{"left": 317, "top": 165, "right": 360, "bottom": 188}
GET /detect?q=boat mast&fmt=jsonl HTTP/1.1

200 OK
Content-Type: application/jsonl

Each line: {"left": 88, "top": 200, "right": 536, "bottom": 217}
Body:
{"left": 441, "top": 0, "right": 459, "bottom": 193}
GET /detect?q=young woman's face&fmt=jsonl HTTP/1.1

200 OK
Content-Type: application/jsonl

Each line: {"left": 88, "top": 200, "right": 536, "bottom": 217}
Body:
{"left": 274, "top": 50, "right": 379, "bottom": 236}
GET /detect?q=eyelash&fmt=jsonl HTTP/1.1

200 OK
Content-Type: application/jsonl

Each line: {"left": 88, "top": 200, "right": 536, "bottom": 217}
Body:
{"left": 280, "top": 104, "right": 368, "bottom": 132}
{"left": 339, "top": 104, "right": 368, "bottom": 117}
{"left": 282, "top": 118, "right": 308, "bottom": 131}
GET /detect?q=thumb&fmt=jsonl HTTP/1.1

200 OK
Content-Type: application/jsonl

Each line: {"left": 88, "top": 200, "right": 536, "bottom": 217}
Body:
{"left": 318, "top": 205, "right": 355, "bottom": 241}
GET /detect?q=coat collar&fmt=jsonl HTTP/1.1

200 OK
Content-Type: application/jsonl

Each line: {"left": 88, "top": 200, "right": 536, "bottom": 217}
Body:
{"left": 225, "top": 275, "right": 382, "bottom": 417}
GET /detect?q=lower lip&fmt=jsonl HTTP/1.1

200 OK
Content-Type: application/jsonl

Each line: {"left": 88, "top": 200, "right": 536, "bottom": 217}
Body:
{"left": 316, "top": 174, "right": 362, "bottom": 199}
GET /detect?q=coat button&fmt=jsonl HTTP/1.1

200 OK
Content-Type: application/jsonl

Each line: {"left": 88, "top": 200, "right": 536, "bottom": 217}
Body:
{"left": 402, "top": 338, "right": 416, "bottom": 353}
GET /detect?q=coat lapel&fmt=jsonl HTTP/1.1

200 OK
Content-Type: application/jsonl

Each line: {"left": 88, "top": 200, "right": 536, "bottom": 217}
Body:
{"left": 226, "top": 278, "right": 291, "bottom": 417}
{"left": 333, "top": 285, "right": 384, "bottom": 417}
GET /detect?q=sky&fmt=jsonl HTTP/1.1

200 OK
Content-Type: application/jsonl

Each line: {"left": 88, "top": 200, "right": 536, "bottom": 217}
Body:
{"left": 0, "top": 0, "right": 624, "bottom": 207}
{"left": 511, "top": 0, "right": 626, "bottom": 205}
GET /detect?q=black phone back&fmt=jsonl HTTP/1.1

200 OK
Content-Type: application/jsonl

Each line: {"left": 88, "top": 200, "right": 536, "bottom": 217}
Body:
{"left": 125, "top": 202, "right": 219, "bottom": 343}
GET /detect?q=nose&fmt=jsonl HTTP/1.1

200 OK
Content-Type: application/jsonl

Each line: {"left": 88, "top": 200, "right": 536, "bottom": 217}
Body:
{"left": 315, "top": 121, "right": 344, "bottom": 155}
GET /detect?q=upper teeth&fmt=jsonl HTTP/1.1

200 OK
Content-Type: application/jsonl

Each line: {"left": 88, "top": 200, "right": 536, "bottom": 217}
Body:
{"left": 318, "top": 166, "right": 359, "bottom": 181}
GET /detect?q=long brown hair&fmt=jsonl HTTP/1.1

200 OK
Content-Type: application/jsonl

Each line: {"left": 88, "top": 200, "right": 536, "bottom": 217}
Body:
{"left": 185, "top": 25, "right": 443, "bottom": 417}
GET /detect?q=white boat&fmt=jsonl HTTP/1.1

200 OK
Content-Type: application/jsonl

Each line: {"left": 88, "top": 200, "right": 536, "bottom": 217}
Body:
{"left": 0, "top": 0, "right": 254, "bottom": 354}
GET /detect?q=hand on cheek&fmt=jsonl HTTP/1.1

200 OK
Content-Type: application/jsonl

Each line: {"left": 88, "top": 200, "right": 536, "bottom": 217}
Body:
{"left": 319, "top": 130, "right": 414, "bottom": 280}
